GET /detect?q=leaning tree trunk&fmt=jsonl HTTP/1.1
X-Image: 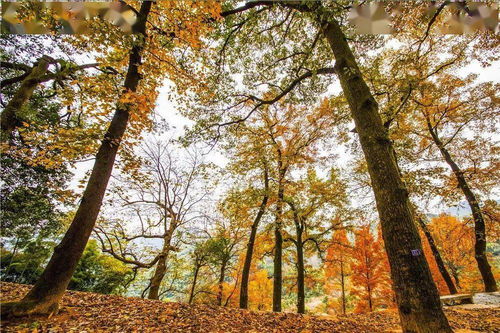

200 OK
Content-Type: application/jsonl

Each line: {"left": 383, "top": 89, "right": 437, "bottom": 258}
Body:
{"left": 319, "top": 17, "right": 452, "bottom": 332}
{"left": 1, "top": 57, "right": 50, "bottom": 142}
{"left": 0, "top": 1, "right": 153, "bottom": 317}
{"left": 240, "top": 166, "right": 269, "bottom": 309}
{"left": 148, "top": 232, "right": 173, "bottom": 299}
{"left": 426, "top": 120, "right": 497, "bottom": 292}
{"left": 417, "top": 217, "right": 458, "bottom": 294}
{"left": 188, "top": 263, "right": 201, "bottom": 304}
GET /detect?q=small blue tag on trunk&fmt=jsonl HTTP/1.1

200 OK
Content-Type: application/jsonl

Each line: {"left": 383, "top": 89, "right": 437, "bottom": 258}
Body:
{"left": 411, "top": 249, "right": 422, "bottom": 256}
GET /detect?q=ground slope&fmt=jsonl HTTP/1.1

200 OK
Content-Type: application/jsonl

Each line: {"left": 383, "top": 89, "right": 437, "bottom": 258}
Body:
{"left": 1, "top": 282, "right": 498, "bottom": 332}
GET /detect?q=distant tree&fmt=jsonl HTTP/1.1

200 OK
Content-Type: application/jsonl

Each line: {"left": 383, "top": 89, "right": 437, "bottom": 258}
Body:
{"left": 188, "top": 241, "right": 212, "bottom": 304}
{"left": 350, "top": 226, "right": 392, "bottom": 313}
{"left": 325, "top": 229, "right": 352, "bottom": 314}
{"left": 284, "top": 168, "right": 348, "bottom": 314}
{"left": 69, "top": 240, "right": 132, "bottom": 294}
{"left": 1, "top": 239, "right": 132, "bottom": 295}
{"left": 96, "top": 140, "right": 213, "bottom": 300}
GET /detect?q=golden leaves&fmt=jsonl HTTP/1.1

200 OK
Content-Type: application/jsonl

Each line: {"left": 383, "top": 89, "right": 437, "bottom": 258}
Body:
{"left": 3, "top": 281, "right": 498, "bottom": 332}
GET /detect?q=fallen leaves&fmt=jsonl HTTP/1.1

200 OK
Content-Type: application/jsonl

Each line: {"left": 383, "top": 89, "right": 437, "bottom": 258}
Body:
{"left": 1, "top": 282, "right": 498, "bottom": 332}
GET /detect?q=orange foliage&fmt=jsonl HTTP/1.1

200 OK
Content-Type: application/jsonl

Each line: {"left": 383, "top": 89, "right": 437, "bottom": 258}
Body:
{"left": 325, "top": 229, "right": 352, "bottom": 314}
{"left": 350, "top": 226, "right": 393, "bottom": 313}
{"left": 425, "top": 214, "right": 499, "bottom": 292}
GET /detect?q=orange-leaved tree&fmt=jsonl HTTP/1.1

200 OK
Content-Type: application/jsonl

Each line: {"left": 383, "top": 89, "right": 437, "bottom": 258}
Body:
{"left": 325, "top": 228, "right": 352, "bottom": 314}
{"left": 350, "top": 226, "right": 393, "bottom": 313}
{"left": 1, "top": 0, "right": 220, "bottom": 317}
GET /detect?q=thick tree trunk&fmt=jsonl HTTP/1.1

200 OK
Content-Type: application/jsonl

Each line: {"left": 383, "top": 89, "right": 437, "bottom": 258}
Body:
{"left": 273, "top": 167, "right": 285, "bottom": 312}
{"left": 0, "top": 1, "right": 153, "bottom": 317}
{"left": 148, "top": 252, "right": 169, "bottom": 299}
{"left": 240, "top": 167, "right": 269, "bottom": 309}
{"left": 426, "top": 120, "right": 497, "bottom": 292}
{"left": 319, "top": 17, "right": 452, "bottom": 332}
{"left": 417, "top": 218, "right": 458, "bottom": 294}
{"left": 148, "top": 230, "right": 174, "bottom": 300}
{"left": 1, "top": 57, "right": 50, "bottom": 141}
{"left": 188, "top": 264, "right": 200, "bottom": 304}
{"left": 296, "top": 233, "right": 305, "bottom": 314}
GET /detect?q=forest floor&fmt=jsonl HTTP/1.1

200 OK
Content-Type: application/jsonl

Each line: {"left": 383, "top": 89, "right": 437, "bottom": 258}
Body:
{"left": 1, "top": 282, "right": 499, "bottom": 332}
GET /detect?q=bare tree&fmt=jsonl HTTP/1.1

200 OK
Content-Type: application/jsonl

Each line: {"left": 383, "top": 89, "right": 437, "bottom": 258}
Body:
{"left": 96, "top": 139, "right": 213, "bottom": 299}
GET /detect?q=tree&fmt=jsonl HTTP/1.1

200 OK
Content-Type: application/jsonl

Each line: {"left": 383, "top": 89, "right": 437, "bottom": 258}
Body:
{"left": 359, "top": 21, "right": 498, "bottom": 293}
{"left": 185, "top": 2, "right": 454, "bottom": 329}
{"left": 188, "top": 241, "right": 212, "bottom": 304}
{"left": 350, "top": 226, "right": 392, "bottom": 313}
{"left": 284, "top": 168, "right": 348, "bottom": 314}
{"left": 414, "top": 78, "right": 498, "bottom": 292}
{"left": 96, "top": 140, "right": 213, "bottom": 300}
{"left": 426, "top": 215, "right": 498, "bottom": 292}
{"left": 68, "top": 240, "right": 132, "bottom": 295}
{"left": 325, "top": 229, "right": 352, "bottom": 314}
{"left": 239, "top": 162, "right": 270, "bottom": 309}
{"left": 0, "top": 56, "right": 99, "bottom": 142}
{"left": 417, "top": 217, "right": 458, "bottom": 295}
{"left": 248, "top": 269, "right": 273, "bottom": 311}
{"left": 220, "top": 99, "right": 344, "bottom": 312}
{"left": 1, "top": 0, "right": 219, "bottom": 316}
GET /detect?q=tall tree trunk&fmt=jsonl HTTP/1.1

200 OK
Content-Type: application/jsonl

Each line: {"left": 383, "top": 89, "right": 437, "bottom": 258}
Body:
{"left": 367, "top": 275, "right": 373, "bottom": 312}
{"left": 318, "top": 16, "right": 452, "bottom": 332}
{"left": 1, "top": 57, "right": 50, "bottom": 141}
{"left": 0, "top": 1, "right": 153, "bottom": 317}
{"left": 296, "top": 230, "right": 305, "bottom": 314}
{"left": 340, "top": 260, "right": 346, "bottom": 314}
{"left": 217, "top": 261, "right": 227, "bottom": 306}
{"left": 426, "top": 119, "right": 497, "bottom": 292}
{"left": 188, "top": 264, "right": 200, "bottom": 304}
{"left": 240, "top": 166, "right": 269, "bottom": 309}
{"left": 417, "top": 218, "right": 458, "bottom": 294}
{"left": 273, "top": 166, "right": 285, "bottom": 312}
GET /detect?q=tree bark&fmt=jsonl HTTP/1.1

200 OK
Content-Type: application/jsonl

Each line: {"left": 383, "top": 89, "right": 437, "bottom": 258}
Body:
{"left": 273, "top": 165, "right": 285, "bottom": 312}
{"left": 147, "top": 234, "right": 173, "bottom": 300}
{"left": 1, "top": 57, "right": 50, "bottom": 141}
{"left": 0, "top": 1, "right": 153, "bottom": 317}
{"left": 188, "top": 264, "right": 200, "bottom": 304}
{"left": 367, "top": 272, "right": 373, "bottom": 312}
{"left": 318, "top": 16, "right": 452, "bottom": 332}
{"left": 296, "top": 228, "right": 305, "bottom": 314}
{"left": 217, "top": 261, "right": 227, "bottom": 306}
{"left": 426, "top": 119, "right": 497, "bottom": 292}
{"left": 240, "top": 166, "right": 269, "bottom": 309}
{"left": 417, "top": 218, "right": 458, "bottom": 294}
{"left": 340, "top": 260, "right": 346, "bottom": 314}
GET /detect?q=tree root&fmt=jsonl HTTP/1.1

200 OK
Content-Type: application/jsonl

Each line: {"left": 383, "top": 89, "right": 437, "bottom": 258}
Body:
{"left": 1, "top": 299, "right": 60, "bottom": 318}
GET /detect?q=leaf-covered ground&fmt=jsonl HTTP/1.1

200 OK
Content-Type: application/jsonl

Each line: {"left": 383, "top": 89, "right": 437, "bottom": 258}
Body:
{"left": 1, "top": 282, "right": 498, "bottom": 332}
